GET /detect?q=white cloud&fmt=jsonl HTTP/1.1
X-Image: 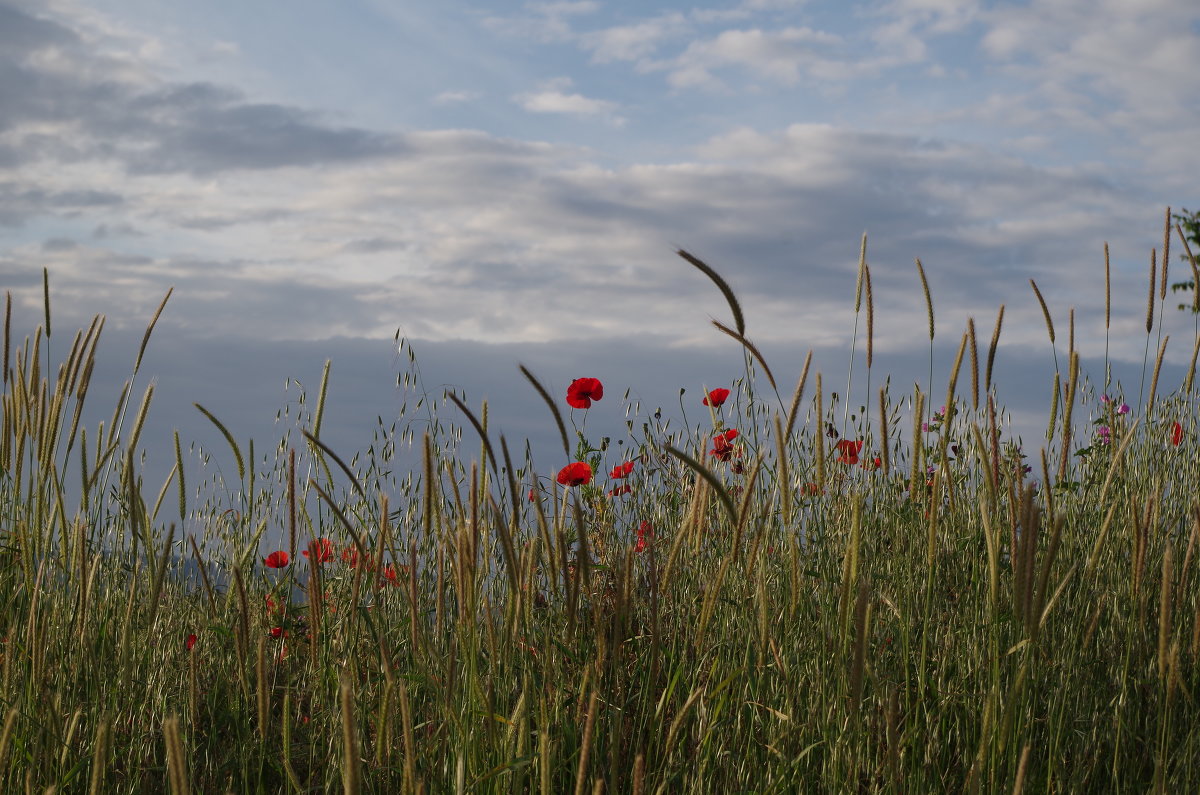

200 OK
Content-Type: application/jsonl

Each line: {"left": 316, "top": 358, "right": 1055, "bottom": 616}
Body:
{"left": 515, "top": 78, "right": 624, "bottom": 123}
{"left": 433, "top": 90, "right": 480, "bottom": 105}
{"left": 579, "top": 13, "right": 688, "bottom": 64}
{"left": 483, "top": 1, "right": 600, "bottom": 43}
{"left": 668, "top": 27, "right": 843, "bottom": 89}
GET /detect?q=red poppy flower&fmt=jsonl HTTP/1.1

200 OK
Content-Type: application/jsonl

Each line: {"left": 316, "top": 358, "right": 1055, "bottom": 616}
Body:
{"left": 263, "top": 550, "right": 289, "bottom": 569}
{"left": 556, "top": 462, "right": 593, "bottom": 487}
{"left": 303, "top": 537, "right": 335, "bottom": 564}
{"left": 270, "top": 626, "right": 288, "bottom": 639}
{"left": 1172, "top": 421, "right": 1184, "bottom": 446}
{"left": 341, "top": 546, "right": 373, "bottom": 570}
{"left": 835, "top": 439, "right": 863, "bottom": 465}
{"left": 528, "top": 488, "right": 537, "bottom": 502}
{"left": 185, "top": 633, "right": 197, "bottom": 651}
{"left": 635, "top": 521, "right": 654, "bottom": 553}
{"left": 709, "top": 429, "right": 740, "bottom": 461}
{"left": 609, "top": 461, "right": 635, "bottom": 479}
{"left": 566, "top": 378, "right": 604, "bottom": 409}
{"left": 703, "top": 388, "right": 730, "bottom": 407}
{"left": 380, "top": 564, "right": 408, "bottom": 587}
{"left": 607, "top": 484, "right": 632, "bottom": 497}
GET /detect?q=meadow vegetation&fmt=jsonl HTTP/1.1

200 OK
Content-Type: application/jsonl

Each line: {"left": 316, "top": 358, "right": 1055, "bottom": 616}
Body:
{"left": 2, "top": 210, "right": 1200, "bottom": 792}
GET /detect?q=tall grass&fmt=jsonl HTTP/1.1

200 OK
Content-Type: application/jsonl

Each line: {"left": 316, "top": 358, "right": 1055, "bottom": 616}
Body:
{"left": 1, "top": 219, "right": 1199, "bottom": 792}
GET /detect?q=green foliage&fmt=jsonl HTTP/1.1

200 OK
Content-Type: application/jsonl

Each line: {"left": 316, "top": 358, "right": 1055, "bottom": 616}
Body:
{"left": 1170, "top": 207, "right": 1200, "bottom": 313}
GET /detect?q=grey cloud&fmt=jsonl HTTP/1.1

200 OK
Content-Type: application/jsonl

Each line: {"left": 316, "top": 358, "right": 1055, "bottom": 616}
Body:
{"left": 0, "top": 4, "right": 408, "bottom": 175}
{"left": 0, "top": 3, "right": 76, "bottom": 55}
{"left": 93, "top": 222, "right": 143, "bottom": 239}
{"left": 0, "top": 182, "right": 125, "bottom": 226}
{"left": 128, "top": 101, "right": 407, "bottom": 175}
{"left": 42, "top": 237, "right": 77, "bottom": 251}
{"left": 342, "top": 238, "right": 409, "bottom": 254}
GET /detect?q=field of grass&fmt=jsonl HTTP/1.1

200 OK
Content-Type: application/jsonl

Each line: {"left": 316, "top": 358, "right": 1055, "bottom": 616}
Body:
{"left": 2, "top": 215, "right": 1200, "bottom": 793}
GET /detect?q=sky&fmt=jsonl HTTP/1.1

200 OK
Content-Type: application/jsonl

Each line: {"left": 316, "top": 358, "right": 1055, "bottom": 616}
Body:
{"left": 2, "top": 0, "right": 1200, "bottom": 500}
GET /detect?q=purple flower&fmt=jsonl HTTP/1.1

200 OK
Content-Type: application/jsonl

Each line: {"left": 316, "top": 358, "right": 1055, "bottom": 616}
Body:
{"left": 1117, "top": 403, "right": 1130, "bottom": 415}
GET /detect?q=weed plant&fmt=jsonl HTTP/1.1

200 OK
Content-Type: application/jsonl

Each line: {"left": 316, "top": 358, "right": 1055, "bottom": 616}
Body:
{"left": 2, "top": 215, "right": 1200, "bottom": 793}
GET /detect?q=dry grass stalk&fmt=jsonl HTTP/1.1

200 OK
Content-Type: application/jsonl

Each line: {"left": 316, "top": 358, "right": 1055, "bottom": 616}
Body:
{"left": 253, "top": 635, "right": 271, "bottom": 742}
{"left": 1058, "top": 352, "right": 1079, "bottom": 481}
{"left": 878, "top": 387, "right": 890, "bottom": 475}
{"left": 774, "top": 415, "right": 792, "bottom": 522}
{"left": 163, "top": 716, "right": 190, "bottom": 795}
{"left": 967, "top": 317, "right": 979, "bottom": 410}
{"left": 574, "top": 689, "right": 600, "bottom": 795}
{"left": 0, "top": 707, "right": 18, "bottom": 786}
{"left": 1068, "top": 308, "right": 1075, "bottom": 361}
{"left": 783, "top": 350, "right": 812, "bottom": 442}
{"left": 814, "top": 373, "right": 825, "bottom": 488}
{"left": 1148, "top": 335, "right": 1169, "bottom": 410}
{"left": 855, "top": 233, "right": 867, "bottom": 312}
{"left": 1104, "top": 242, "right": 1112, "bottom": 329}
{"left": 712, "top": 320, "right": 777, "bottom": 391}
{"left": 909, "top": 388, "right": 925, "bottom": 497}
{"left": 135, "top": 288, "right": 173, "bottom": 375}
{"left": 1147, "top": 248, "right": 1156, "bottom": 334}
{"left": 1161, "top": 206, "right": 1172, "bottom": 300}
{"left": 915, "top": 258, "right": 934, "bottom": 341}
{"left": 848, "top": 579, "right": 870, "bottom": 706}
{"left": 677, "top": 249, "right": 745, "bottom": 336}
{"left": 87, "top": 714, "right": 110, "bottom": 795}
{"left": 1159, "top": 542, "right": 1174, "bottom": 683}
{"left": 341, "top": 678, "right": 361, "bottom": 794}
{"left": 1030, "top": 280, "right": 1055, "bottom": 344}
{"left": 1013, "top": 743, "right": 1032, "bottom": 795}
{"left": 1186, "top": 335, "right": 1200, "bottom": 394}
{"left": 400, "top": 679, "right": 417, "bottom": 793}
{"left": 1046, "top": 374, "right": 1060, "bottom": 441}
{"left": 2, "top": 291, "right": 9, "bottom": 388}
{"left": 865, "top": 263, "right": 875, "bottom": 370}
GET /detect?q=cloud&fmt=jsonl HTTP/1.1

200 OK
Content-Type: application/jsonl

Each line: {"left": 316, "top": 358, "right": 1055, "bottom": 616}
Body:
{"left": 433, "top": 90, "right": 480, "bottom": 105}
{"left": 0, "top": 5, "right": 407, "bottom": 176}
{"left": 515, "top": 77, "right": 624, "bottom": 123}
{"left": 483, "top": 1, "right": 600, "bottom": 43}
{"left": 578, "top": 13, "right": 688, "bottom": 64}
{"left": 667, "top": 27, "right": 844, "bottom": 89}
